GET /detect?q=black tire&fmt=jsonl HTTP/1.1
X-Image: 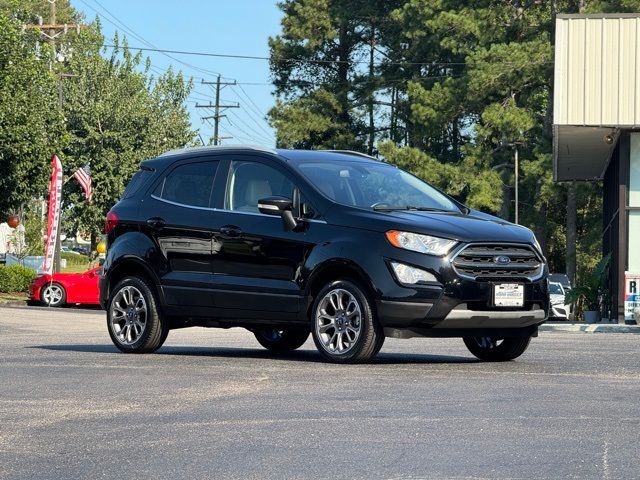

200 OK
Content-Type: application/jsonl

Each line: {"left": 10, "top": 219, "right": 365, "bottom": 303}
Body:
{"left": 463, "top": 336, "right": 531, "bottom": 361}
{"left": 253, "top": 327, "right": 310, "bottom": 352}
{"left": 40, "top": 282, "right": 66, "bottom": 307}
{"left": 311, "top": 279, "right": 384, "bottom": 364}
{"left": 106, "top": 276, "right": 168, "bottom": 353}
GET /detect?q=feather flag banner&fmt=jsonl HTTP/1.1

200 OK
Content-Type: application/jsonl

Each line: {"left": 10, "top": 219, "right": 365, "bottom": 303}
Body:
{"left": 43, "top": 154, "right": 63, "bottom": 275}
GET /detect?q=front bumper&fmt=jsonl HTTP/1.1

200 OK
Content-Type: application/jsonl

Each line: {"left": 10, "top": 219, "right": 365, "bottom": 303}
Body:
{"left": 375, "top": 251, "right": 548, "bottom": 336}
{"left": 550, "top": 304, "right": 569, "bottom": 319}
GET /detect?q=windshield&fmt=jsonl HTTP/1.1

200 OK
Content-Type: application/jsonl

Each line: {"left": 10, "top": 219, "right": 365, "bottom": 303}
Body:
{"left": 549, "top": 283, "right": 564, "bottom": 295}
{"left": 296, "top": 160, "right": 460, "bottom": 212}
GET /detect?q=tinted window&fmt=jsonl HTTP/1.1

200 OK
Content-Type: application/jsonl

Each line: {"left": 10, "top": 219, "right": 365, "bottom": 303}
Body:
{"left": 153, "top": 161, "right": 217, "bottom": 208}
{"left": 297, "top": 160, "right": 459, "bottom": 212}
{"left": 225, "top": 161, "right": 294, "bottom": 213}
{"left": 549, "top": 283, "right": 563, "bottom": 295}
{"left": 123, "top": 169, "right": 153, "bottom": 199}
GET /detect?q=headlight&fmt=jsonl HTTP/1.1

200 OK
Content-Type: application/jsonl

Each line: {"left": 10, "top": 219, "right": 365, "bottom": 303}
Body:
{"left": 390, "top": 262, "right": 438, "bottom": 284}
{"left": 385, "top": 230, "right": 457, "bottom": 256}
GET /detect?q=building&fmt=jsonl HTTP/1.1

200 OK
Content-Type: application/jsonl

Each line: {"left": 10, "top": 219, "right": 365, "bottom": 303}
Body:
{"left": 553, "top": 13, "right": 640, "bottom": 323}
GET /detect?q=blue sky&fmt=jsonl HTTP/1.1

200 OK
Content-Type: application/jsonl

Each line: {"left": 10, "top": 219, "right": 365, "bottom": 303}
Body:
{"left": 70, "top": 0, "right": 283, "bottom": 146}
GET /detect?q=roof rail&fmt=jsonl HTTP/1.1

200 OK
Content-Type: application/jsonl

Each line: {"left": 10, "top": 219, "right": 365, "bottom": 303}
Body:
{"left": 159, "top": 144, "right": 277, "bottom": 157}
{"left": 320, "top": 149, "right": 380, "bottom": 161}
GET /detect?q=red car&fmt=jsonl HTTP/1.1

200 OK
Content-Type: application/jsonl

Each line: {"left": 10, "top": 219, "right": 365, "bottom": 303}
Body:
{"left": 29, "top": 266, "right": 102, "bottom": 307}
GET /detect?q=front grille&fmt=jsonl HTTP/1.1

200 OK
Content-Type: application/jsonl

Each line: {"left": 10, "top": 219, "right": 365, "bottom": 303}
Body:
{"left": 452, "top": 244, "right": 543, "bottom": 280}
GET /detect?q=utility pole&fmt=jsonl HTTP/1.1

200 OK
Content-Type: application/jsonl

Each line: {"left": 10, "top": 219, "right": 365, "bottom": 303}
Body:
{"left": 514, "top": 145, "right": 519, "bottom": 225}
{"left": 196, "top": 76, "right": 239, "bottom": 145}
{"left": 25, "top": 0, "right": 84, "bottom": 273}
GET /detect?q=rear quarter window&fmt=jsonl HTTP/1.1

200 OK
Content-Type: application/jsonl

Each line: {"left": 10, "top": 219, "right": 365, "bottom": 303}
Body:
{"left": 122, "top": 169, "right": 154, "bottom": 199}
{"left": 152, "top": 161, "right": 218, "bottom": 208}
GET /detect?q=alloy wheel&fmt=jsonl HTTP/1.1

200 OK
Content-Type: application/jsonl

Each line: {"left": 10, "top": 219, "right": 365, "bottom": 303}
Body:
{"left": 109, "top": 285, "right": 148, "bottom": 345}
{"left": 42, "top": 284, "right": 64, "bottom": 306}
{"left": 315, "top": 288, "right": 362, "bottom": 355}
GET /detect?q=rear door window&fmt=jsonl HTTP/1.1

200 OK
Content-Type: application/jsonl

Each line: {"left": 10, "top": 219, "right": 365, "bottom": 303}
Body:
{"left": 153, "top": 161, "right": 218, "bottom": 208}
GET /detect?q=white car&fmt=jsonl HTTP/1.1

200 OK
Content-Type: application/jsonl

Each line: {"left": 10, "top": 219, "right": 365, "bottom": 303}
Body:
{"left": 549, "top": 282, "right": 571, "bottom": 319}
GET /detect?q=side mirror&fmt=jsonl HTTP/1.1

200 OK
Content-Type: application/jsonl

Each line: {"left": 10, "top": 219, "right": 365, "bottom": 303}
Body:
{"left": 258, "top": 196, "right": 298, "bottom": 231}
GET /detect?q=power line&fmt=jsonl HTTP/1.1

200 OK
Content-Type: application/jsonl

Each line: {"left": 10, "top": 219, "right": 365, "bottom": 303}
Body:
{"left": 219, "top": 127, "right": 262, "bottom": 146}
{"left": 100, "top": 43, "right": 551, "bottom": 67}
{"left": 225, "top": 115, "right": 273, "bottom": 146}
{"left": 226, "top": 109, "right": 273, "bottom": 144}
{"left": 78, "top": 0, "right": 224, "bottom": 79}
{"left": 228, "top": 86, "right": 273, "bottom": 139}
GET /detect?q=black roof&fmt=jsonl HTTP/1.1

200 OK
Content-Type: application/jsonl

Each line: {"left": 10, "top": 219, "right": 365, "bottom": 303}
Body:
{"left": 140, "top": 146, "right": 380, "bottom": 170}
{"left": 276, "top": 149, "right": 380, "bottom": 164}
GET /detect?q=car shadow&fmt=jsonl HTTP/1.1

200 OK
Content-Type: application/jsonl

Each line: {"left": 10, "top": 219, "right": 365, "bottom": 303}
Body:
{"left": 28, "top": 344, "right": 477, "bottom": 364}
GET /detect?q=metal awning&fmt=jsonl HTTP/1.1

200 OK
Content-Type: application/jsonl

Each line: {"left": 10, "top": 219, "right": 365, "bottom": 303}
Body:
{"left": 554, "top": 125, "right": 618, "bottom": 181}
{"left": 553, "top": 14, "right": 640, "bottom": 181}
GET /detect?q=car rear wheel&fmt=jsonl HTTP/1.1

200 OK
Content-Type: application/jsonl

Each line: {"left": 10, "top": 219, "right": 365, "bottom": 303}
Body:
{"left": 463, "top": 336, "right": 531, "bottom": 361}
{"left": 107, "top": 276, "right": 168, "bottom": 353}
{"left": 311, "top": 280, "right": 384, "bottom": 364}
{"left": 253, "top": 328, "right": 310, "bottom": 352}
{"left": 41, "top": 283, "right": 66, "bottom": 307}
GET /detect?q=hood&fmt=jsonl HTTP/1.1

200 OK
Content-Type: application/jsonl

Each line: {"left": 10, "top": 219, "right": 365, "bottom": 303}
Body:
{"left": 330, "top": 207, "right": 537, "bottom": 245}
{"left": 550, "top": 294, "right": 567, "bottom": 305}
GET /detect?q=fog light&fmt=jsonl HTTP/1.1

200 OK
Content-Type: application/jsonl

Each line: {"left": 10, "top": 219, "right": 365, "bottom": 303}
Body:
{"left": 390, "top": 262, "right": 437, "bottom": 285}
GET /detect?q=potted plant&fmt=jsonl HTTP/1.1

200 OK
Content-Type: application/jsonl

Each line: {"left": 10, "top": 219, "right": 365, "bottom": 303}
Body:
{"left": 565, "top": 254, "right": 611, "bottom": 324}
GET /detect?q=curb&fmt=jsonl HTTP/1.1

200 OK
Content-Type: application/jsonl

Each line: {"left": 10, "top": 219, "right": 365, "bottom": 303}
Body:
{"left": 0, "top": 300, "right": 28, "bottom": 307}
{"left": 540, "top": 322, "right": 640, "bottom": 334}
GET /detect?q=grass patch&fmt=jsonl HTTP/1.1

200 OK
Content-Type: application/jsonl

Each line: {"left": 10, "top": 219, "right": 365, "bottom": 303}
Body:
{"left": 62, "top": 263, "right": 90, "bottom": 273}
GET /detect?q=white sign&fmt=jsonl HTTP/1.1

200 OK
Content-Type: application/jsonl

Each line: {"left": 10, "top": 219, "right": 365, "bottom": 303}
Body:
{"left": 624, "top": 272, "right": 640, "bottom": 323}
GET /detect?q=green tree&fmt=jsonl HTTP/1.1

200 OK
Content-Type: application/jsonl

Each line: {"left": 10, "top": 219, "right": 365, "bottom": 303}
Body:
{"left": 60, "top": 29, "right": 196, "bottom": 246}
{"left": 0, "top": 14, "right": 65, "bottom": 215}
{"left": 0, "top": 0, "right": 78, "bottom": 23}
{"left": 269, "top": 0, "right": 617, "bottom": 277}
{"left": 268, "top": 0, "right": 403, "bottom": 152}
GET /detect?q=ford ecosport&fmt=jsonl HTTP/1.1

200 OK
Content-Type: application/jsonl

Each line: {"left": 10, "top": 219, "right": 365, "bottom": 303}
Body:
{"left": 100, "top": 146, "right": 548, "bottom": 363}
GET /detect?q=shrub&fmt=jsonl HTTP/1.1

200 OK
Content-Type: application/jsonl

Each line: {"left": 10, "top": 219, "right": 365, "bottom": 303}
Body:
{"left": 0, "top": 264, "right": 37, "bottom": 293}
{"left": 60, "top": 251, "right": 89, "bottom": 266}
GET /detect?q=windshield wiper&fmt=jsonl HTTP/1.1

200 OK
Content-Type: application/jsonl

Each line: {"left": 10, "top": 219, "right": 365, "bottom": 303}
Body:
{"left": 372, "top": 205, "right": 452, "bottom": 212}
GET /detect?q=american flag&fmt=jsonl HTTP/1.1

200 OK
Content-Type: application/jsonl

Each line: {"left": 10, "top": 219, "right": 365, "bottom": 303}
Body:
{"left": 72, "top": 167, "right": 92, "bottom": 202}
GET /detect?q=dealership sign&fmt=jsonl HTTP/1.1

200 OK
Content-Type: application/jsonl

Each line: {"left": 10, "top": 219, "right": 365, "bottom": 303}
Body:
{"left": 624, "top": 272, "right": 640, "bottom": 323}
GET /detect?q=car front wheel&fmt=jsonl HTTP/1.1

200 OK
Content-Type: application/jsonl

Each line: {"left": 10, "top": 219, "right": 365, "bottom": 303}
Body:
{"left": 463, "top": 336, "right": 531, "bottom": 361}
{"left": 107, "top": 276, "right": 168, "bottom": 353}
{"left": 311, "top": 280, "right": 384, "bottom": 364}
{"left": 41, "top": 282, "right": 66, "bottom": 307}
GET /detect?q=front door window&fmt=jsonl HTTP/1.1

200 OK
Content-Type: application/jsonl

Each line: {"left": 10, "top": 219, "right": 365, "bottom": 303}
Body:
{"left": 225, "top": 161, "right": 294, "bottom": 213}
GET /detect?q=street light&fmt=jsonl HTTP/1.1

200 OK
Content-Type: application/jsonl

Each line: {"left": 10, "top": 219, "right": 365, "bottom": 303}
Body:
{"left": 500, "top": 136, "right": 524, "bottom": 225}
{"left": 514, "top": 144, "right": 519, "bottom": 225}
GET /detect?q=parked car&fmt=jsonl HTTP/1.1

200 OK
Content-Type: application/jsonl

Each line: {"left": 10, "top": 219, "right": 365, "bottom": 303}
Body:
{"left": 548, "top": 281, "right": 570, "bottom": 319}
{"left": 100, "top": 146, "right": 549, "bottom": 363}
{"left": 548, "top": 273, "right": 571, "bottom": 292}
{"left": 30, "top": 266, "right": 102, "bottom": 307}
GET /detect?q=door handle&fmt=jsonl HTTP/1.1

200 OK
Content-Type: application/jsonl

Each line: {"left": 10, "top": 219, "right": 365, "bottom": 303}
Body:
{"left": 220, "top": 225, "right": 242, "bottom": 237}
{"left": 146, "top": 217, "right": 166, "bottom": 230}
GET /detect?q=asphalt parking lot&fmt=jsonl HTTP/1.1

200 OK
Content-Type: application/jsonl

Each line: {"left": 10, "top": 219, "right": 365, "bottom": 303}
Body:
{"left": 1, "top": 305, "right": 639, "bottom": 480}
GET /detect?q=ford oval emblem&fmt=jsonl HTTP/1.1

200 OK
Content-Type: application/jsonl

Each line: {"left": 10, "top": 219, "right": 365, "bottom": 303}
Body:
{"left": 494, "top": 255, "right": 512, "bottom": 265}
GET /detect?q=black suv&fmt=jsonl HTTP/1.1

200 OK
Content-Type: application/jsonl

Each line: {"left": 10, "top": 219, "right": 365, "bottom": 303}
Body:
{"left": 100, "top": 146, "right": 548, "bottom": 363}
